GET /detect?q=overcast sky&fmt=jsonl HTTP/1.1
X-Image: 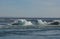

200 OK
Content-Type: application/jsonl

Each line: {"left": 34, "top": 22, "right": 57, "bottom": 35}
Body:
{"left": 0, "top": 0, "right": 60, "bottom": 17}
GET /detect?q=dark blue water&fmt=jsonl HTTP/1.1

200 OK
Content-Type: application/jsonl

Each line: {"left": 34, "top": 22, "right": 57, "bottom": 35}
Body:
{"left": 0, "top": 28, "right": 60, "bottom": 39}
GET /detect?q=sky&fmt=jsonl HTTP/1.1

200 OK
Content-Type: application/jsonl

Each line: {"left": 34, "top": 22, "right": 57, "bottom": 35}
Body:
{"left": 0, "top": 0, "right": 60, "bottom": 17}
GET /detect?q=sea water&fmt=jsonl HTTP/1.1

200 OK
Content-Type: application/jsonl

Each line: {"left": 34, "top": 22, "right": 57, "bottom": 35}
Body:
{"left": 0, "top": 28, "right": 60, "bottom": 39}
{"left": 0, "top": 18, "right": 60, "bottom": 39}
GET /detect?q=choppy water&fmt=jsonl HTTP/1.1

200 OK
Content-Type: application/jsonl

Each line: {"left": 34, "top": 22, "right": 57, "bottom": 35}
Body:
{"left": 0, "top": 27, "right": 60, "bottom": 39}
{"left": 0, "top": 18, "right": 60, "bottom": 39}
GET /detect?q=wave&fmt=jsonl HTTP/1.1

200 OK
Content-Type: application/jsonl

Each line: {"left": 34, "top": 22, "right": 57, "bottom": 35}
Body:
{"left": 0, "top": 29, "right": 60, "bottom": 37}
{"left": 0, "top": 19, "right": 44, "bottom": 29}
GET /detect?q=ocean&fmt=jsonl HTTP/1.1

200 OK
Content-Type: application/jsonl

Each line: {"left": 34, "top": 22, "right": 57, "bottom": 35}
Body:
{"left": 0, "top": 18, "right": 60, "bottom": 39}
{"left": 0, "top": 28, "right": 60, "bottom": 39}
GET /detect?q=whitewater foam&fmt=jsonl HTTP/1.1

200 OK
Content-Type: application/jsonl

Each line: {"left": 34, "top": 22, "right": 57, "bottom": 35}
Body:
{"left": 38, "top": 20, "right": 46, "bottom": 25}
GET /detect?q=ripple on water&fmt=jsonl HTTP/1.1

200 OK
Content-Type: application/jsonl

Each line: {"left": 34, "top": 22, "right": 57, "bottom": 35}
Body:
{"left": 0, "top": 29, "right": 59, "bottom": 36}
